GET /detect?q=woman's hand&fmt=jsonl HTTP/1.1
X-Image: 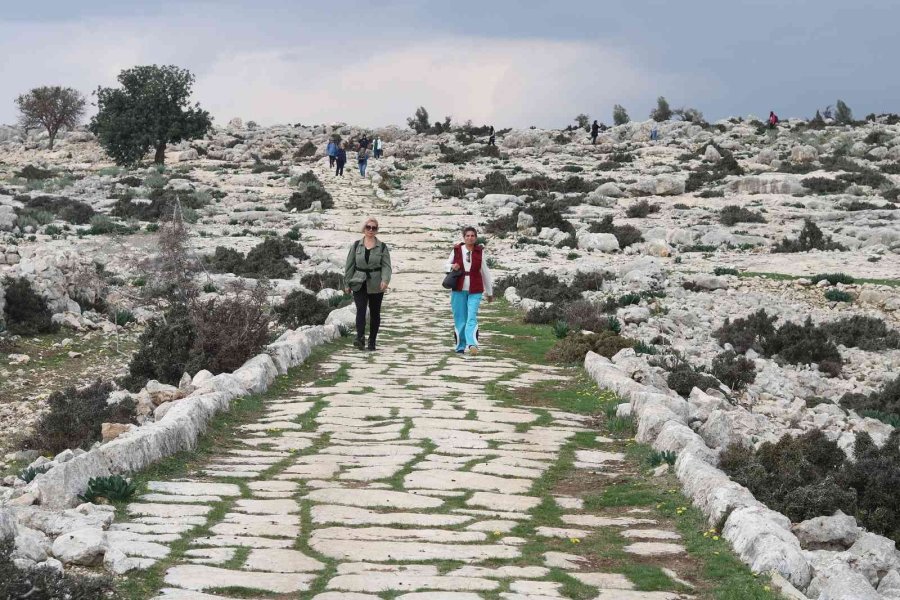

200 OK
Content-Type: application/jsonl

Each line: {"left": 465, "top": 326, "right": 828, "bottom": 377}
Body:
{"left": 380, "top": 282, "right": 388, "bottom": 292}
{"left": 451, "top": 263, "right": 461, "bottom": 271}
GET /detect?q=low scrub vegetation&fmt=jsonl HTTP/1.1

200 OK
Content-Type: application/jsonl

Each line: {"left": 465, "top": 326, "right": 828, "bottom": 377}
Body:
{"left": 841, "top": 375, "right": 900, "bottom": 424}
{"left": 205, "top": 236, "right": 308, "bottom": 279}
{"left": 719, "top": 205, "right": 766, "bottom": 226}
{"left": 2, "top": 276, "right": 59, "bottom": 335}
{"left": 721, "top": 429, "right": 900, "bottom": 543}
{"left": 1, "top": 537, "right": 115, "bottom": 600}
{"left": 546, "top": 330, "right": 635, "bottom": 363}
{"left": 625, "top": 199, "right": 659, "bottom": 218}
{"left": 275, "top": 290, "right": 332, "bottom": 328}
{"left": 24, "top": 381, "right": 135, "bottom": 454}
{"left": 14, "top": 194, "right": 95, "bottom": 225}
{"left": 714, "top": 309, "right": 843, "bottom": 375}
{"left": 589, "top": 215, "right": 643, "bottom": 248}
{"left": 772, "top": 219, "right": 846, "bottom": 253}
{"left": 286, "top": 171, "right": 333, "bottom": 210}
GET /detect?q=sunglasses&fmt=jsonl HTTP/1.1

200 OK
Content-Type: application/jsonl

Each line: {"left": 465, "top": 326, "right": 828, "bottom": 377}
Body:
{"left": 365, "top": 225, "right": 378, "bottom": 231}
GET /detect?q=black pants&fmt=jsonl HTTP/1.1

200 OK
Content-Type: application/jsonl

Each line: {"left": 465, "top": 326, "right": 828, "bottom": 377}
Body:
{"left": 353, "top": 288, "right": 384, "bottom": 344}
{"left": 336, "top": 161, "right": 345, "bottom": 176}
{"left": 329, "top": 155, "right": 336, "bottom": 167}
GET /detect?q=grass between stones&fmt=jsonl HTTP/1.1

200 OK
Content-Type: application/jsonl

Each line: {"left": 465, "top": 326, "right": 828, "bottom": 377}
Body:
{"left": 479, "top": 301, "right": 782, "bottom": 600}
{"left": 114, "top": 341, "right": 347, "bottom": 599}
{"left": 739, "top": 270, "right": 900, "bottom": 287}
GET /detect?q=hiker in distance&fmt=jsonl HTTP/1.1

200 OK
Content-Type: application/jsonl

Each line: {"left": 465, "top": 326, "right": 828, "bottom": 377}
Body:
{"left": 373, "top": 137, "right": 383, "bottom": 158}
{"left": 590, "top": 119, "right": 600, "bottom": 144}
{"left": 344, "top": 217, "right": 392, "bottom": 351}
{"left": 335, "top": 143, "right": 347, "bottom": 176}
{"left": 446, "top": 227, "right": 493, "bottom": 355}
{"left": 326, "top": 138, "right": 338, "bottom": 168}
{"left": 358, "top": 144, "right": 370, "bottom": 178}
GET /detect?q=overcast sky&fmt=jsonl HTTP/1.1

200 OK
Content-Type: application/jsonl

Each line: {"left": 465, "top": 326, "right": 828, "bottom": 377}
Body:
{"left": 1, "top": 0, "right": 898, "bottom": 129}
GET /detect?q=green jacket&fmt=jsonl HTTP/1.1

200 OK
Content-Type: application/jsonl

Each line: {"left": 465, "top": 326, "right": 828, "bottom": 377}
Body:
{"left": 344, "top": 238, "right": 392, "bottom": 293}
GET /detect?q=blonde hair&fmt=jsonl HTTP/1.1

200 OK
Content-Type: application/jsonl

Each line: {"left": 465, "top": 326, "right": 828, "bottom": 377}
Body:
{"left": 361, "top": 217, "right": 380, "bottom": 233}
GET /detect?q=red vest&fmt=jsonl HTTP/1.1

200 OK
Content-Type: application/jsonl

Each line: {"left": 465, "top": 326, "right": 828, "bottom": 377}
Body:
{"left": 453, "top": 244, "right": 484, "bottom": 294}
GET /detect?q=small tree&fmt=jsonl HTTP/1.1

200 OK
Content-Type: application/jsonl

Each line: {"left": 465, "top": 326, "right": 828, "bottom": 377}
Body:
{"left": 574, "top": 114, "right": 591, "bottom": 132}
{"left": 650, "top": 96, "right": 672, "bottom": 122}
{"left": 835, "top": 99, "right": 853, "bottom": 124}
{"left": 89, "top": 65, "right": 212, "bottom": 165}
{"left": 15, "top": 86, "right": 86, "bottom": 150}
{"left": 612, "top": 104, "right": 630, "bottom": 126}
{"left": 407, "top": 106, "right": 430, "bottom": 133}
{"left": 674, "top": 106, "right": 704, "bottom": 123}
{"left": 149, "top": 203, "right": 199, "bottom": 304}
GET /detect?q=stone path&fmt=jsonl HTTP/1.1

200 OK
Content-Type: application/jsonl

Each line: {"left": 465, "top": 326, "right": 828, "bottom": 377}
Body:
{"left": 114, "top": 165, "right": 695, "bottom": 599}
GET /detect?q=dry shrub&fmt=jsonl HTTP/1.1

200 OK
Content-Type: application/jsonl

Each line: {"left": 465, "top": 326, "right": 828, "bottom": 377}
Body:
{"left": 547, "top": 331, "right": 634, "bottom": 364}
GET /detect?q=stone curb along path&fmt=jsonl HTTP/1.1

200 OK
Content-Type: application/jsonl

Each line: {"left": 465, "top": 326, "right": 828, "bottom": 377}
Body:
{"left": 583, "top": 352, "right": 811, "bottom": 596}
{"left": 23, "top": 318, "right": 354, "bottom": 510}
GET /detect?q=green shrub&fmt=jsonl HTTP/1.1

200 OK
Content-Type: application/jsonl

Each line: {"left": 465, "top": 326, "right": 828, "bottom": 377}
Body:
{"left": 648, "top": 450, "right": 677, "bottom": 467}
{"left": 811, "top": 273, "right": 855, "bottom": 285}
{"left": 698, "top": 189, "right": 725, "bottom": 198}
{"left": 612, "top": 104, "right": 630, "bottom": 126}
{"left": 17, "top": 195, "right": 95, "bottom": 224}
{"left": 714, "top": 267, "right": 739, "bottom": 276}
{"left": 79, "top": 475, "right": 136, "bottom": 504}
{"left": 801, "top": 177, "right": 850, "bottom": 194}
{"left": 625, "top": 199, "right": 659, "bottom": 218}
{"left": 552, "top": 320, "right": 570, "bottom": 339}
{"left": 768, "top": 317, "right": 844, "bottom": 376}
{"left": 0, "top": 537, "right": 115, "bottom": 600}
{"left": 112, "top": 187, "right": 208, "bottom": 221}
{"left": 24, "top": 381, "right": 135, "bottom": 453}
{"left": 772, "top": 219, "right": 846, "bottom": 253}
{"left": 820, "top": 315, "right": 900, "bottom": 351}
{"left": 523, "top": 303, "right": 565, "bottom": 325}
{"left": 204, "top": 247, "right": 245, "bottom": 275}
{"left": 711, "top": 350, "right": 756, "bottom": 391}
{"left": 546, "top": 330, "right": 635, "bottom": 363}
{"left": 17, "top": 464, "right": 52, "bottom": 483}
{"left": 841, "top": 376, "right": 900, "bottom": 420}
{"left": 562, "top": 300, "right": 618, "bottom": 333}
{"left": 667, "top": 363, "right": 720, "bottom": 396}
{"left": 286, "top": 173, "right": 334, "bottom": 210}
{"left": 262, "top": 149, "right": 284, "bottom": 160}
{"left": 15, "top": 165, "right": 54, "bottom": 180}
{"left": 824, "top": 289, "right": 852, "bottom": 302}
{"left": 206, "top": 237, "right": 307, "bottom": 280}
{"left": 714, "top": 309, "right": 777, "bottom": 354}
{"left": 589, "top": 215, "right": 643, "bottom": 248}
{"left": 494, "top": 271, "right": 581, "bottom": 303}
{"left": 122, "top": 303, "right": 195, "bottom": 390}
{"left": 571, "top": 270, "right": 608, "bottom": 292}
{"left": 275, "top": 290, "right": 331, "bottom": 328}
{"left": 2, "top": 276, "right": 59, "bottom": 335}
{"left": 525, "top": 200, "right": 575, "bottom": 235}
{"left": 719, "top": 205, "right": 766, "bottom": 226}
{"left": 300, "top": 272, "right": 344, "bottom": 292}
{"left": 650, "top": 96, "right": 672, "bottom": 122}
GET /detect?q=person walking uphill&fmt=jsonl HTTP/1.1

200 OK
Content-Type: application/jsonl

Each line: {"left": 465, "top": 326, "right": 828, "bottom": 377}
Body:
{"left": 446, "top": 227, "right": 493, "bottom": 354}
{"left": 591, "top": 120, "right": 600, "bottom": 145}
{"left": 345, "top": 218, "right": 392, "bottom": 351}
{"left": 326, "top": 138, "right": 338, "bottom": 168}
{"left": 335, "top": 143, "right": 347, "bottom": 176}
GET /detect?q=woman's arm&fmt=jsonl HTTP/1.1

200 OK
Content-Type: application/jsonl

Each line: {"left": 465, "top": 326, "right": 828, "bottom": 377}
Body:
{"left": 380, "top": 244, "right": 393, "bottom": 288}
{"left": 445, "top": 248, "right": 459, "bottom": 272}
{"left": 344, "top": 244, "right": 357, "bottom": 291}
{"left": 481, "top": 251, "right": 494, "bottom": 297}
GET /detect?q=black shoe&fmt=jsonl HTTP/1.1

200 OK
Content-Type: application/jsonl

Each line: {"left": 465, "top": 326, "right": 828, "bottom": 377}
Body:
{"left": 366, "top": 345, "right": 377, "bottom": 352}
{"left": 353, "top": 338, "right": 365, "bottom": 349}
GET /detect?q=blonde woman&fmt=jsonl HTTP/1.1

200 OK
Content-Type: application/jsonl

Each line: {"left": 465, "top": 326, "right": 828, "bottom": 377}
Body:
{"left": 344, "top": 218, "right": 392, "bottom": 350}
{"left": 446, "top": 226, "right": 493, "bottom": 354}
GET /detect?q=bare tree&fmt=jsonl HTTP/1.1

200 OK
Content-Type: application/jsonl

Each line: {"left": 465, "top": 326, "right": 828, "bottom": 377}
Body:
{"left": 15, "top": 86, "right": 86, "bottom": 150}
{"left": 149, "top": 201, "right": 200, "bottom": 305}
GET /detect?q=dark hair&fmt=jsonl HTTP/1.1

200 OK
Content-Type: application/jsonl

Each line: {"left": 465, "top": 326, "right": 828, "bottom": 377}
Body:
{"left": 462, "top": 227, "right": 477, "bottom": 237}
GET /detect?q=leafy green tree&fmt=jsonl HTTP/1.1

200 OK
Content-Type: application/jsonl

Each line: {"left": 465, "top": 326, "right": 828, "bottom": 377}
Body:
{"left": 407, "top": 106, "right": 430, "bottom": 133}
{"left": 835, "top": 99, "right": 853, "bottom": 124}
{"left": 574, "top": 113, "right": 590, "bottom": 131}
{"left": 15, "top": 86, "right": 86, "bottom": 150}
{"left": 612, "top": 104, "right": 630, "bottom": 126}
{"left": 89, "top": 65, "right": 212, "bottom": 165}
{"left": 650, "top": 96, "right": 672, "bottom": 122}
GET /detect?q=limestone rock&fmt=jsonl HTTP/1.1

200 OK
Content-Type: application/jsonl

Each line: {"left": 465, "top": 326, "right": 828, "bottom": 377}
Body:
{"left": 51, "top": 527, "right": 107, "bottom": 565}
{"left": 792, "top": 511, "right": 860, "bottom": 550}
{"left": 577, "top": 231, "right": 619, "bottom": 253}
{"left": 790, "top": 145, "right": 819, "bottom": 163}
{"left": 102, "top": 422, "right": 134, "bottom": 442}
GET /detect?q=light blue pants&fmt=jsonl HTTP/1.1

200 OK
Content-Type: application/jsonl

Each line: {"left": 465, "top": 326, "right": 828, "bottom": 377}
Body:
{"left": 451, "top": 291, "right": 482, "bottom": 351}
{"left": 359, "top": 160, "right": 367, "bottom": 177}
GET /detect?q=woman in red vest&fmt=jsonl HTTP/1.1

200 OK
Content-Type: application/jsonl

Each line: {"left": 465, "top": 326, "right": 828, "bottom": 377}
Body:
{"left": 445, "top": 227, "right": 494, "bottom": 354}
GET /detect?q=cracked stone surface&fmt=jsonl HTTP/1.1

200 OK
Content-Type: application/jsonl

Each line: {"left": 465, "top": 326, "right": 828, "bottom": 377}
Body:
{"left": 113, "top": 166, "right": 696, "bottom": 599}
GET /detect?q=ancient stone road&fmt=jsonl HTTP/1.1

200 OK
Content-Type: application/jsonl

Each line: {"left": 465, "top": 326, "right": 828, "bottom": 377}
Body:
{"left": 111, "top": 166, "right": 693, "bottom": 599}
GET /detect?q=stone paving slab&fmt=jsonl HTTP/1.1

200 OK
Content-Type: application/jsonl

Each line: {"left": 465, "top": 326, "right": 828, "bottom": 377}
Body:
{"left": 164, "top": 565, "right": 315, "bottom": 593}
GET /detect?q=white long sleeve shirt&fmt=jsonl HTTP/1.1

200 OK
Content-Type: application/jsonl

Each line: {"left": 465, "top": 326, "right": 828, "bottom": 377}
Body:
{"left": 445, "top": 246, "right": 493, "bottom": 296}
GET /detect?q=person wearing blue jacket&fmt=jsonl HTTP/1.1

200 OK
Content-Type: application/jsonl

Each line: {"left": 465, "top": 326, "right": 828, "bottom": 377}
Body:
{"left": 326, "top": 139, "right": 338, "bottom": 168}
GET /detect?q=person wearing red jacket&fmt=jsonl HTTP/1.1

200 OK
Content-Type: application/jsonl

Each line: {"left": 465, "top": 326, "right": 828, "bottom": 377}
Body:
{"left": 445, "top": 227, "right": 494, "bottom": 354}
